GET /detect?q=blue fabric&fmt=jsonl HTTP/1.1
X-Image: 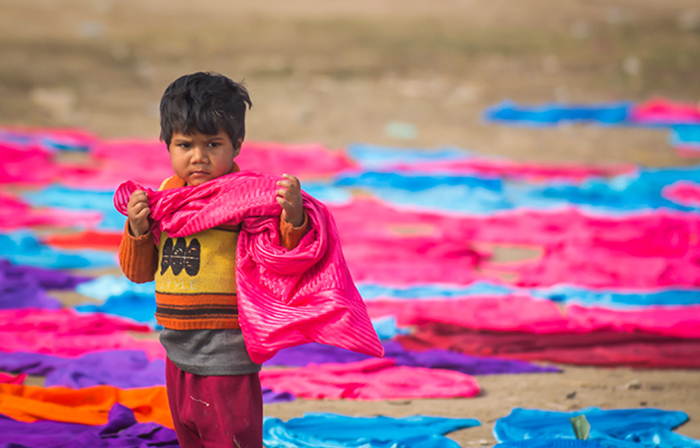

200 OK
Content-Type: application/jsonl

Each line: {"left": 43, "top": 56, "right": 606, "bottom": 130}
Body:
{"left": 532, "top": 285, "right": 700, "bottom": 307}
{"left": 0, "top": 128, "right": 93, "bottom": 153}
{"left": 263, "top": 413, "right": 480, "bottom": 448}
{"left": 483, "top": 101, "right": 631, "bottom": 126}
{"left": 371, "top": 316, "right": 410, "bottom": 339}
{"left": 347, "top": 143, "right": 473, "bottom": 169}
{"left": 495, "top": 441, "right": 604, "bottom": 448}
{"left": 357, "top": 281, "right": 516, "bottom": 300}
{"left": 23, "top": 186, "right": 127, "bottom": 230}
{"left": 670, "top": 125, "right": 700, "bottom": 148}
{"left": 333, "top": 167, "right": 700, "bottom": 214}
{"left": 0, "top": 231, "right": 116, "bottom": 269}
{"left": 76, "top": 275, "right": 155, "bottom": 301}
{"left": 75, "top": 291, "right": 158, "bottom": 327}
{"left": 301, "top": 182, "right": 354, "bottom": 204}
{"left": 493, "top": 408, "right": 700, "bottom": 448}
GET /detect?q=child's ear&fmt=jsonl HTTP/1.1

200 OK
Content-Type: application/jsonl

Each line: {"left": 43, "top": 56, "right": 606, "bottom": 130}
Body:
{"left": 233, "top": 138, "right": 243, "bottom": 157}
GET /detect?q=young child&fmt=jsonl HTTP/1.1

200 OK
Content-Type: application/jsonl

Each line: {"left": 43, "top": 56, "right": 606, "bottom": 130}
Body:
{"left": 118, "top": 72, "right": 308, "bottom": 448}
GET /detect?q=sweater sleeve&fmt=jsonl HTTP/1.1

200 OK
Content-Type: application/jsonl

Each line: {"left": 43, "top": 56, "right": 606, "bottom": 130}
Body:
{"left": 280, "top": 211, "right": 310, "bottom": 250}
{"left": 118, "top": 221, "right": 158, "bottom": 283}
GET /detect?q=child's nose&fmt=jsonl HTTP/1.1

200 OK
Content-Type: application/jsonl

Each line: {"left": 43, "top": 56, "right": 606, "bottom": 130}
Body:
{"left": 191, "top": 146, "right": 208, "bottom": 163}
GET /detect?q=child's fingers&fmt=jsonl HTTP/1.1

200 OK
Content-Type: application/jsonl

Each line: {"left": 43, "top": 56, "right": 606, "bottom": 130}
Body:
{"left": 281, "top": 174, "right": 301, "bottom": 189}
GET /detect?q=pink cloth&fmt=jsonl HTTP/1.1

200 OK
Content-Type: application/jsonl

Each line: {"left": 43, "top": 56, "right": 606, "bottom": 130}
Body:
{"left": 0, "top": 309, "right": 165, "bottom": 360}
{"left": 0, "top": 372, "right": 26, "bottom": 385}
{"left": 0, "top": 193, "right": 101, "bottom": 230}
{"left": 629, "top": 98, "right": 700, "bottom": 125}
{"left": 114, "top": 171, "right": 383, "bottom": 363}
{"left": 390, "top": 158, "right": 636, "bottom": 181}
{"left": 329, "top": 199, "right": 700, "bottom": 288}
{"left": 365, "top": 296, "right": 700, "bottom": 339}
{"left": 259, "top": 358, "right": 480, "bottom": 400}
{"left": 662, "top": 181, "right": 700, "bottom": 207}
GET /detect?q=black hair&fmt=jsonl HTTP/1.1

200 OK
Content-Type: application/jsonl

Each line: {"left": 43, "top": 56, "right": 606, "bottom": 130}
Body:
{"left": 159, "top": 72, "right": 252, "bottom": 147}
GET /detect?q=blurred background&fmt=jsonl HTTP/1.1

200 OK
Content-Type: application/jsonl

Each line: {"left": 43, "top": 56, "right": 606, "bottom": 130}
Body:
{"left": 2, "top": 0, "right": 699, "bottom": 164}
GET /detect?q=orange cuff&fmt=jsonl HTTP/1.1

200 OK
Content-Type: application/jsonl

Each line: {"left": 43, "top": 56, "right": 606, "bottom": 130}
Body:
{"left": 280, "top": 211, "right": 310, "bottom": 250}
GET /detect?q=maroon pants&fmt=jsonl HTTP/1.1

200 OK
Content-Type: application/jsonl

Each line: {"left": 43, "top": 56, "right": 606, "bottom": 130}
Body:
{"left": 165, "top": 358, "right": 263, "bottom": 448}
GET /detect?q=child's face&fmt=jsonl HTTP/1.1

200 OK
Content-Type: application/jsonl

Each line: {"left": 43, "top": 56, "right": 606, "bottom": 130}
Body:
{"left": 168, "top": 129, "right": 241, "bottom": 186}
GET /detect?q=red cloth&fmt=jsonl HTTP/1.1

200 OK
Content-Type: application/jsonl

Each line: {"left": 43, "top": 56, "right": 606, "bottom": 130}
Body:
{"left": 114, "top": 171, "right": 383, "bottom": 363}
{"left": 166, "top": 359, "right": 262, "bottom": 448}
{"left": 398, "top": 322, "right": 700, "bottom": 369}
{"left": 43, "top": 230, "right": 123, "bottom": 250}
{"left": 259, "top": 358, "right": 480, "bottom": 400}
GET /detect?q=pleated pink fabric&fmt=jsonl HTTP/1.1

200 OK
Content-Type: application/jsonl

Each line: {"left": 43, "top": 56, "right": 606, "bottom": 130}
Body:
{"left": 259, "top": 358, "right": 480, "bottom": 400}
{"left": 114, "top": 171, "right": 384, "bottom": 363}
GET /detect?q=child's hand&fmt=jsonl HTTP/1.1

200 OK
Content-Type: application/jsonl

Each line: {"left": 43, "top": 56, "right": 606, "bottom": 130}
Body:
{"left": 127, "top": 190, "right": 151, "bottom": 237}
{"left": 276, "top": 174, "right": 304, "bottom": 227}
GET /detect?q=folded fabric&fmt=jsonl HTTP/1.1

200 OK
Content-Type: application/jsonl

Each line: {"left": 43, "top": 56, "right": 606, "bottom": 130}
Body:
{"left": 0, "top": 403, "right": 179, "bottom": 448}
{"left": 267, "top": 340, "right": 559, "bottom": 374}
{"left": 399, "top": 322, "right": 700, "bottom": 368}
{"left": 494, "top": 407, "right": 700, "bottom": 448}
{"left": 114, "top": 171, "right": 383, "bottom": 363}
{"left": 483, "top": 101, "right": 631, "bottom": 126}
{"left": 0, "top": 383, "right": 173, "bottom": 428}
{"left": 259, "top": 357, "right": 480, "bottom": 400}
{"left": 0, "top": 231, "right": 116, "bottom": 269}
{"left": 629, "top": 98, "right": 700, "bottom": 125}
{"left": 263, "top": 413, "right": 480, "bottom": 448}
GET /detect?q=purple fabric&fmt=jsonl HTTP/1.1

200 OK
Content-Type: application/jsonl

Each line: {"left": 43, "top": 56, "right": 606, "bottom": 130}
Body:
{"left": 0, "top": 350, "right": 296, "bottom": 402}
{"left": 0, "top": 350, "right": 165, "bottom": 389}
{"left": 0, "top": 403, "right": 179, "bottom": 447}
{"left": 0, "top": 259, "right": 90, "bottom": 310}
{"left": 266, "top": 341, "right": 560, "bottom": 375}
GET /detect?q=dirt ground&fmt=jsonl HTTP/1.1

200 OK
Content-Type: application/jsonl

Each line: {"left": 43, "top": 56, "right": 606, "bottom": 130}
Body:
{"left": 2, "top": 0, "right": 700, "bottom": 445}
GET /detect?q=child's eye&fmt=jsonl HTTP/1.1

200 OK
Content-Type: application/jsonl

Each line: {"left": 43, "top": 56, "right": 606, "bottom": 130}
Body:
{"left": 208, "top": 142, "right": 220, "bottom": 148}
{"left": 180, "top": 143, "right": 191, "bottom": 149}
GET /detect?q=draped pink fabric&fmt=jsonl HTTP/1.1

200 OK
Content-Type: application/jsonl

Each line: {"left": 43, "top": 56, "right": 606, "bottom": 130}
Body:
{"left": 114, "top": 171, "right": 384, "bottom": 363}
{"left": 365, "top": 296, "right": 700, "bottom": 338}
{"left": 663, "top": 181, "right": 700, "bottom": 207}
{"left": 629, "top": 98, "right": 700, "bottom": 125}
{"left": 259, "top": 358, "right": 480, "bottom": 400}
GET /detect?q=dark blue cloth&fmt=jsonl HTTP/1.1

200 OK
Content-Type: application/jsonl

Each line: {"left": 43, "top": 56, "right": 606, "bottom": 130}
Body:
{"left": 494, "top": 408, "right": 700, "bottom": 448}
{"left": 263, "top": 413, "right": 480, "bottom": 448}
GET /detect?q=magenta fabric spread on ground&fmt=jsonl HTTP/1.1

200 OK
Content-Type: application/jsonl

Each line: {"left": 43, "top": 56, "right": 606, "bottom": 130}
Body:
{"left": 0, "top": 192, "right": 101, "bottom": 230}
{"left": 629, "top": 98, "right": 700, "bottom": 125}
{"left": 390, "top": 158, "right": 635, "bottom": 181}
{"left": 329, "top": 198, "right": 700, "bottom": 288}
{"left": 365, "top": 296, "right": 700, "bottom": 338}
{"left": 663, "top": 181, "right": 700, "bottom": 207}
{"left": 259, "top": 357, "right": 480, "bottom": 400}
{"left": 114, "top": 171, "right": 383, "bottom": 363}
{"left": 0, "top": 309, "right": 165, "bottom": 360}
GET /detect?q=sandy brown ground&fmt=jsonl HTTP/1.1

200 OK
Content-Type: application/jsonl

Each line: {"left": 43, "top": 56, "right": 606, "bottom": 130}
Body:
{"left": 2, "top": 0, "right": 700, "bottom": 445}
